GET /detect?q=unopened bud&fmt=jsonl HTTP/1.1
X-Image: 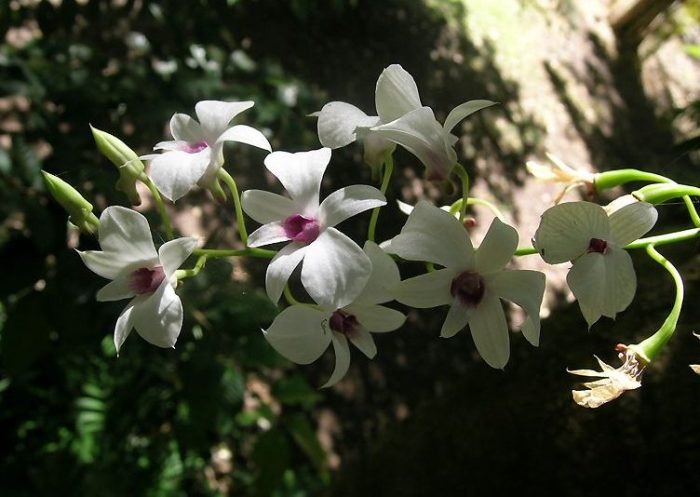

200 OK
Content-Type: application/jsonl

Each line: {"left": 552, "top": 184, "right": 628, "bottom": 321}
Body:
{"left": 90, "top": 125, "right": 145, "bottom": 205}
{"left": 41, "top": 171, "right": 100, "bottom": 235}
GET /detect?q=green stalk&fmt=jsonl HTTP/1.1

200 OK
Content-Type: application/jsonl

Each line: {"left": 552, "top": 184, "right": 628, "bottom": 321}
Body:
{"left": 625, "top": 227, "right": 700, "bottom": 249}
{"left": 174, "top": 255, "right": 208, "bottom": 280}
{"left": 193, "top": 247, "right": 276, "bottom": 259}
{"left": 217, "top": 168, "right": 249, "bottom": 245}
{"left": 367, "top": 153, "right": 394, "bottom": 242}
{"left": 143, "top": 176, "right": 174, "bottom": 240}
{"left": 448, "top": 197, "right": 506, "bottom": 220}
{"left": 452, "top": 163, "right": 470, "bottom": 223}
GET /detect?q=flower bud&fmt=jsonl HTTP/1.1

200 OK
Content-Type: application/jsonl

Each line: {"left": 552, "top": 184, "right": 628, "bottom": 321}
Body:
{"left": 41, "top": 171, "right": 100, "bottom": 235}
{"left": 90, "top": 125, "right": 145, "bottom": 205}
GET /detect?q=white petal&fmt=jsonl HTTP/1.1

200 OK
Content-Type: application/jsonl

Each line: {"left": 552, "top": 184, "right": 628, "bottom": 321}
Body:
{"left": 132, "top": 283, "right": 183, "bottom": 348}
{"left": 609, "top": 201, "right": 658, "bottom": 246}
{"left": 149, "top": 148, "right": 212, "bottom": 202}
{"left": 392, "top": 268, "right": 455, "bottom": 308}
{"left": 316, "top": 101, "right": 378, "bottom": 148}
{"left": 487, "top": 270, "right": 545, "bottom": 346}
{"left": 534, "top": 201, "right": 610, "bottom": 264}
{"left": 440, "top": 298, "right": 471, "bottom": 338}
{"left": 99, "top": 206, "right": 158, "bottom": 259}
{"left": 247, "top": 222, "right": 290, "bottom": 248}
{"left": 154, "top": 139, "right": 188, "bottom": 151}
{"left": 241, "top": 190, "right": 296, "bottom": 224}
{"left": 443, "top": 100, "right": 497, "bottom": 133}
{"left": 474, "top": 217, "right": 518, "bottom": 274}
{"left": 371, "top": 107, "right": 456, "bottom": 180}
{"left": 387, "top": 201, "right": 473, "bottom": 268}
{"left": 159, "top": 237, "right": 197, "bottom": 278}
{"left": 356, "top": 241, "right": 401, "bottom": 304}
{"left": 216, "top": 124, "right": 271, "bottom": 152}
{"left": 263, "top": 305, "right": 331, "bottom": 364}
{"left": 96, "top": 276, "right": 135, "bottom": 302}
{"left": 169, "top": 113, "right": 204, "bottom": 142}
{"left": 375, "top": 64, "right": 422, "bottom": 122}
{"left": 347, "top": 304, "right": 406, "bottom": 332}
{"left": 114, "top": 298, "right": 136, "bottom": 353}
{"left": 468, "top": 292, "right": 510, "bottom": 369}
{"left": 194, "top": 100, "right": 253, "bottom": 143}
{"left": 79, "top": 250, "right": 143, "bottom": 280}
{"left": 602, "top": 248, "right": 637, "bottom": 317}
{"left": 361, "top": 131, "right": 395, "bottom": 169}
{"left": 348, "top": 327, "right": 377, "bottom": 359}
{"left": 265, "top": 243, "right": 308, "bottom": 304}
{"left": 319, "top": 185, "right": 386, "bottom": 227}
{"left": 322, "top": 331, "right": 351, "bottom": 388}
{"left": 301, "top": 228, "right": 371, "bottom": 309}
{"left": 264, "top": 148, "right": 330, "bottom": 213}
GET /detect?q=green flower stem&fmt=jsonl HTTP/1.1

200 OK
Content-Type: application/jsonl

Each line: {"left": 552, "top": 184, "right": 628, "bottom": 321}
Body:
{"left": 193, "top": 247, "right": 276, "bottom": 259}
{"left": 143, "top": 176, "right": 174, "bottom": 240}
{"left": 367, "top": 152, "right": 394, "bottom": 242}
{"left": 217, "top": 169, "right": 249, "bottom": 245}
{"left": 634, "top": 245, "right": 683, "bottom": 362}
{"left": 514, "top": 246, "right": 538, "bottom": 256}
{"left": 633, "top": 183, "right": 700, "bottom": 205}
{"left": 453, "top": 163, "right": 470, "bottom": 223}
{"left": 174, "top": 255, "right": 208, "bottom": 280}
{"left": 449, "top": 197, "right": 505, "bottom": 220}
{"left": 283, "top": 285, "right": 301, "bottom": 306}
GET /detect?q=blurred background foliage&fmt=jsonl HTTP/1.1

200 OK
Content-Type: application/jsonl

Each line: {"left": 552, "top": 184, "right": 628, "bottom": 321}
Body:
{"left": 1, "top": 0, "right": 700, "bottom": 496}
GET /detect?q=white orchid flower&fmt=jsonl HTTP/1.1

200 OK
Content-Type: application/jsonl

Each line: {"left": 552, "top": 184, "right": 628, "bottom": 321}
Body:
{"left": 78, "top": 206, "right": 196, "bottom": 352}
{"left": 315, "top": 64, "right": 495, "bottom": 180}
{"left": 533, "top": 200, "right": 658, "bottom": 328}
{"left": 147, "top": 100, "right": 272, "bottom": 201}
{"left": 263, "top": 241, "right": 405, "bottom": 387}
{"left": 386, "top": 201, "right": 545, "bottom": 369}
{"left": 525, "top": 152, "right": 595, "bottom": 204}
{"left": 241, "top": 148, "right": 386, "bottom": 309}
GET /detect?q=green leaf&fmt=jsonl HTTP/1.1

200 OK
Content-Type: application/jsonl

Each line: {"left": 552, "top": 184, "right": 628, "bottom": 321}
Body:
{"left": 272, "top": 374, "right": 322, "bottom": 408}
{"left": 285, "top": 413, "right": 327, "bottom": 475}
{"left": 252, "top": 428, "right": 291, "bottom": 496}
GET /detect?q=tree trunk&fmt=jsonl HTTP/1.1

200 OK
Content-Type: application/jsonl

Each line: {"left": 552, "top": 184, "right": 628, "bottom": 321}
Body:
{"left": 611, "top": 0, "right": 676, "bottom": 49}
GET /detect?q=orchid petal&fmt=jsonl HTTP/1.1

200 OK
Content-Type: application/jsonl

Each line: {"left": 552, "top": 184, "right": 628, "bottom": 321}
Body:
{"left": 534, "top": 201, "right": 610, "bottom": 264}
{"left": 264, "top": 148, "right": 330, "bottom": 213}
{"left": 266, "top": 243, "right": 308, "bottom": 304}
{"left": 322, "top": 331, "right": 351, "bottom": 388}
{"left": 96, "top": 276, "right": 135, "bottom": 302}
{"left": 356, "top": 241, "right": 401, "bottom": 304}
{"left": 316, "top": 101, "right": 378, "bottom": 148}
{"left": 487, "top": 270, "right": 545, "bottom": 346}
{"left": 263, "top": 305, "right": 331, "bottom": 364}
{"left": 440, "top": 298, "right": 471, "bottom": 338}
{"left": 247, "top": 222, "right": 290, "bottom": 248}
{"left": 348, "top": 327, "right": 377, "bottom": 359}
{"left": 609, "top": 201, "right": 658, "bottom": 246}
{"left": 348, "top": 304, "right": 406, "bottom": 332}
{"left": 375, "top": 64, "right": 422, "bottom": 122}
{"left": 131, "top": 282, "right": 183, "bottom": 348}
{"left": 159, "top": 237, "right": 197, "bottom": 278}
{"left": 361, "top": 131, "right": 395, "bottom": 169}
{"left": 241, "top": 190, "right": 295, "bottom": 224}
{"left": 468, "top": 291, "right": 510, "bottom": 369}
{"left": 474, "top": 217, "right": 518, "bottom": 274}
{"left": 392, "top": 268, "right": 455, "bottom": 308}
{"left": 301, "top": 228, "right": 371, "bottom": 309}
{"left": 319, "top": 185, "right": 386, "bottom": 228}
{"left": 114, "top": 298, "right": 136, "bottom": 353}
{"left": 194, "top": 100, "right": 253, "bottom": 143}
{"left": 443, "top": 100, "right": 497, "bottom": 133}
{"left": 79, "top": 250, "right": 146, "bottom": 280}
{"left": 99, "top": 206, "right": 158, "bottom": 259}
{"left": 169, "top": 113, "right": 204, "bottom": 142}
{"left": 216, "top": 124, "right": 271, "bottom": 152}
{"left": 149, "top": 148, "right": 212, "bottom": 201}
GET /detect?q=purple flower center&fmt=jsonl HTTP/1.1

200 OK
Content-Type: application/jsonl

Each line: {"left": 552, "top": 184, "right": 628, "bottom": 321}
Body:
{"left": 450, "top": 270, "right": 485, "bottom": 308}
{"left": 180, "top": 140, "right": 209, "bottom": 154}
{"left": 588, "top": 238, "right": 608, "bottom": 254}
{"left": 329, "top": 310, "right": 360, "bottom": 337}
{"left": 129, "top": 266, "right": 166, "bottom": 295}
{"left": 283, "top": 214, "right": 320, "bottom": 243}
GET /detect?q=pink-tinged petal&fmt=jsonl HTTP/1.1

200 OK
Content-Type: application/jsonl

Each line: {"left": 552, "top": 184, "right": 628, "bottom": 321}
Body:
{"left": 443, "top": 100, "right": 497, "bottom": 133}
{"left": 265, "top": 243, "right": 308, "bottom": 304}
{"left": 194, "top": 100, "right": 254, "bottom": 143}
{"left": 79, "top": 250, "right": 146, "bottom": 280}
{"left": 392, "top": 268, "right": 456, "bottom": 308}
{"left": 131, "top": 282, "right": 183, "bottom": 348}
{"left": 318, "top": 185, "right": 386, "bottom": 228}
{"left": 149, "top": 148, "right": 212, "bottom": 202}
{"left": 347, "top": 303, "right": 406, "bottom": 332}
{"left": 356, "top": 241, "right": 401, "bottom": 304}
{"left": 159, "top": 237, "right": 197, "bottom": 278}
{"left": 609, "top": 201, "right": 658, "bottom": 247}
{"left": 169, "top": 113, "right": 204, "bottom": 142}
{"left": 264, "top": 148, "right": 330, "bottom": 213}
{"left": 348, "top": 327, "right": 377, "bottom": 359}
{"left": 375, "top": 64, "right": 422, "bottom": 122}
{"left": 371, "top": 107, "right": 456, "bottom": 180}
{"left": 216, "top": 124, "right": 271, "bottom": 152}
{"left": 440, "top": 298, "right": 471, "bottom": 338}
{"left": 534, "top": 201, "right": 610, "bottom": 264}
{"left": 263, "top": 305, "right": 331, "bottom": 364}
{"left": 468, "top": 291, "right": 510, "bottom": 369}
{"left": 316, "top": 101, "right": 378, "bottom": 148}
{"left": 487, "top": 270, "right": 545, "bottom": 346}
{"left": 301, "top": 228, "right": 371, "bottom": 309}
{"left": 475, "top": 217, "right": 518, "bottom": 274}
{"left": 241, "top": 190, "right": 296, "bottom": 224}
{"left": 96, "top": 276, "right": 135, "bottom": 302}
{"left": 247, "top": 222, "right": 290, "bottom": 248}
{"left": 114, "top": 298, "right": 137, "bottom": 353}
{"left": 321, "top": 331, "right": 351, "bottom": 388}
{"left": 387, "top": 201, "right": 473, "bottom": 268}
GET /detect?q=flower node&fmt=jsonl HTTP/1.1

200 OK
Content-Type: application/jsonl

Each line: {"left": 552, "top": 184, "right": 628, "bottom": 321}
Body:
{"left": 587, "top": 237, "right": 608, "bottom": 254}
{"left": 129, "top": 266, "right": 166, "bottom": 295}
{"left": 329, "top": 309, "right": 360, "bottom": 337}
{"left": 282, "top": 214, "right": 320, "bottom": 243}
{"left": 450, "top": 270, "right": 485, "bottom": 308}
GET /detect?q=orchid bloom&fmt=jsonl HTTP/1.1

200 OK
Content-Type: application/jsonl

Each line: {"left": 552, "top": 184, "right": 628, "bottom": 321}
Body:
{"left": 148, "top": 100, "right": 271, "bottom": 201}
{"left": 315, "top": 64, "right": 494, "bottom": 180}
{"left": 533, "top": 200, "right": 657, "bottom": 328}
{"left": 386, "top": 201, "right": 545, "bottom": 369}
{"left": 525, "top": 152, "right": 595, "bottom": 204}
{"left": 263, "top": 241, "right": 405, "bottom": 387}
{"left": 240, "top": 148, "right": 386, "bottom": 309}
{"left": 78, "top": 206, "right": 196, "bottom": 352}
{"left": 569, "top": 347, "right": 645, "bottom": 408}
